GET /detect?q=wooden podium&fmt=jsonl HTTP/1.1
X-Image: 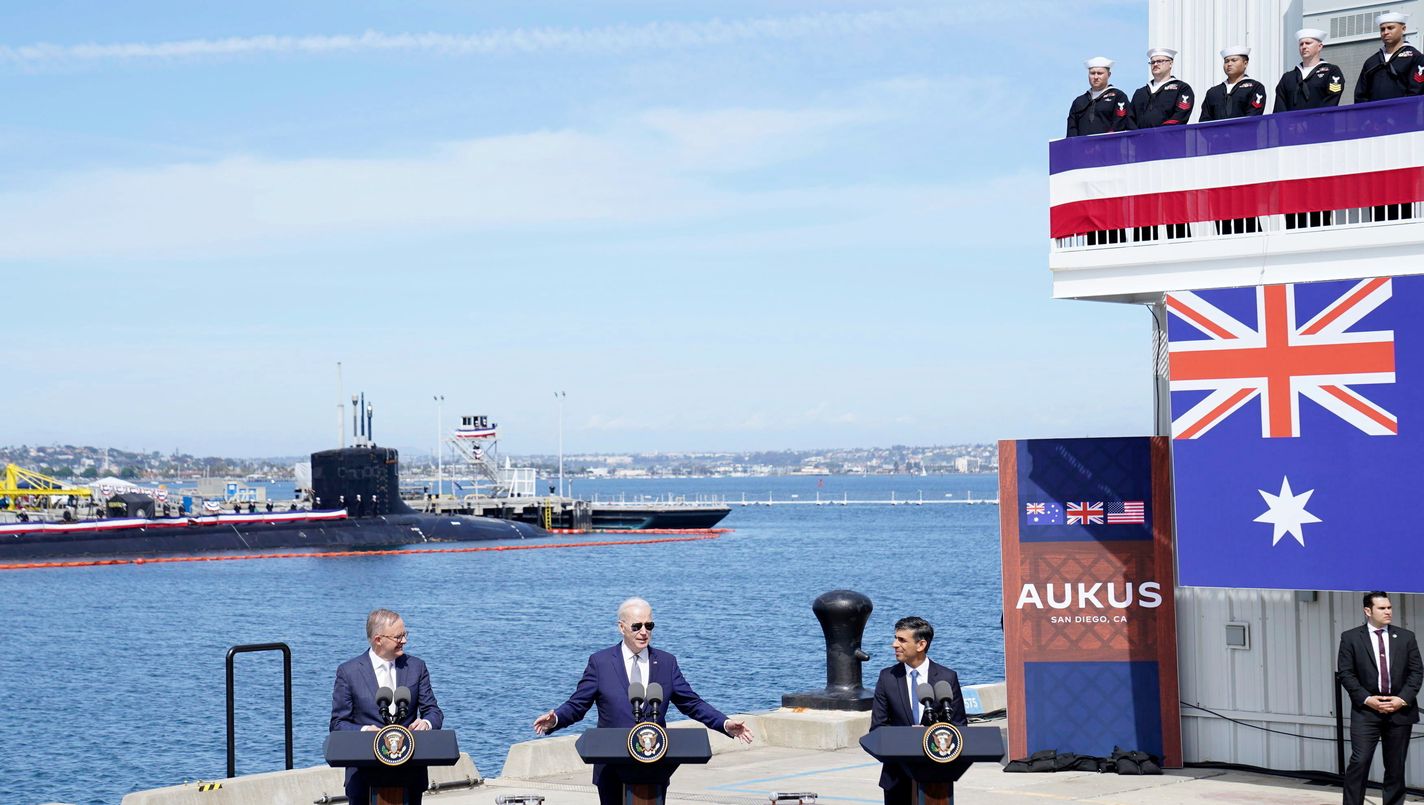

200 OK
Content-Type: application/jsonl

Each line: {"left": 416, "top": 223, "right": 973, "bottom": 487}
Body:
{"left": 575, "top": 726, "right": 713, "bottom": 805}
{"left": 859, "top": 724, "right": 1004, "bottom": 805}
{"left": 324, "top": 728, "right": 460, "bottom": 805}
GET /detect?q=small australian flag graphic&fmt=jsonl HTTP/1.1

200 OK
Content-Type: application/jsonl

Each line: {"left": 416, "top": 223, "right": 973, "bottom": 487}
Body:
{"left": 1024, "top": 501, "right": 1064, "bottom": 525}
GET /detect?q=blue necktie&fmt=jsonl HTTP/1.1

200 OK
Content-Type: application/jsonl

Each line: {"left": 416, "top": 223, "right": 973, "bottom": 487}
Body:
{"left": 911, "top": 669, "right": 921, "bottom": 723}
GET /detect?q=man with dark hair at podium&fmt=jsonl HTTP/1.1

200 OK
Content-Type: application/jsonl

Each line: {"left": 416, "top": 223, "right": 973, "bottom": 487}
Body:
{"left": 1338, "top": 591, "right": 1422, "bottom": 805}
{"left": 331, "top": 608, "right": 444, "bottom": 805}
{"left": 870, "top": 616, "right": 966, "bottom": 805}
{"left": 532, "top": 596, "right": 753, "bottom": 804}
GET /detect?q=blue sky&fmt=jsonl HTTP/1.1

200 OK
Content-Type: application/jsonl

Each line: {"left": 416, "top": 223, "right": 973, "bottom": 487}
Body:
{"left": 2, "top": 1, "right": 1149, "bottom": 457}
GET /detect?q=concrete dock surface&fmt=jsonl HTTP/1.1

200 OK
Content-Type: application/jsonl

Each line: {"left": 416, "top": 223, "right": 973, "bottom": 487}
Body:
{"left": 479, "top": 746, "right": 1374, "bottom": 805}
{"left": 118, "top": 710, "right": 1416, "bottom": 804}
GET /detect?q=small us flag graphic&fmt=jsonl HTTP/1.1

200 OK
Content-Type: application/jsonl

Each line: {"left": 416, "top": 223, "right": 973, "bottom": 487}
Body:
{"left": 1106, "top": 501, "right": 1146, "bottom": 524}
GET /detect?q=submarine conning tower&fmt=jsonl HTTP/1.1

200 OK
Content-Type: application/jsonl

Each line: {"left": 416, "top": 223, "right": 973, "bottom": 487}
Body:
{"left": 310, "top": 445, "right": 415, "bottom": 517}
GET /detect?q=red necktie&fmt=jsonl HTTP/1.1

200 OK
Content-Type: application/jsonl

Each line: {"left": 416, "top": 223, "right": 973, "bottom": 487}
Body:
{"left": 1377, "top": 629, "right": 1392, "bottom": 696}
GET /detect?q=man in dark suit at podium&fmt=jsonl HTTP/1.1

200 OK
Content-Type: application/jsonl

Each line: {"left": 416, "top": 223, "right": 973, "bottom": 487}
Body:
{"left": 1338, "top": 591, "right": 1422, "bottom": 805}
{"left": 532, "top": 596, "right": 753, "bottom": 804}
{"left": 870, "top": 616, "right": 967, "bottom": 805}
{"left": 331, "top": 608, "right": 445, "bottom": 805}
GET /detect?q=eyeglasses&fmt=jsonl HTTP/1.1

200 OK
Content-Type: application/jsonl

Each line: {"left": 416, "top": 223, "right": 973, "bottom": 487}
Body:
{"left": 378, "top": 632, "right": 409, "bottom": 643}
{"left": 1149, "top": 59, "right": 1172, "bottom": 65}
{"left": 625, "top": 622, "right": 655, "bottom": 633}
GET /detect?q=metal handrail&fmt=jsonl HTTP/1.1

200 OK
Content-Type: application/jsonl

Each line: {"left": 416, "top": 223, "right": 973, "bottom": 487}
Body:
{"left": 226, "top": 642, "right": 294, "bottom": 779}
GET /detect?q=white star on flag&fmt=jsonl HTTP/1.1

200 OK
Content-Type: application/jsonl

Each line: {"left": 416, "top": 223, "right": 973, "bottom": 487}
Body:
{"left": 1254, "top": 476, "right": 1321, "bottom": 547}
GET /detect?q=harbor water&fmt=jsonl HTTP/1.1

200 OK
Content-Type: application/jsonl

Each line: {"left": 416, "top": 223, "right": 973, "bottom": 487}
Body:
{"left": 2, "top": 473, "right": 1002, "bottom": 805}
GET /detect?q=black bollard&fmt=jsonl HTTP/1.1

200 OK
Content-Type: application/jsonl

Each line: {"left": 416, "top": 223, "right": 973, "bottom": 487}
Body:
{"left": 781, "top": 589, "right": 875, "bottom": 710}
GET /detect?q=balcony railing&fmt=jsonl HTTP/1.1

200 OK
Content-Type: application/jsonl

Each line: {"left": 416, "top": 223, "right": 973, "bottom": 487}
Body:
{"left": 1048, "top": 96, "right": 1424, "bottom": 301}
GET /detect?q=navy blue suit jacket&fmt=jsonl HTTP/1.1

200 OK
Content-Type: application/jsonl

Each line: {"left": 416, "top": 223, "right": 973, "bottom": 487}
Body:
{"left": 330, "top": 652, "right": 444, "bottom": 731}
{"left": 869, "top": 660, "right": 967, "bottom": 791}
{"left": 550, "top": 643, "right": 729, "bottom": 784}
{"left": 330, "top": 652, "right": 444, "bottom": 794}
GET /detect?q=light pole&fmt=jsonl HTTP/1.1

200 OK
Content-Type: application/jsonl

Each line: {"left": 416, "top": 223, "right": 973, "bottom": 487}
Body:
{"left": 433, "top": 394, "right": 445, "bottom": 500}
{"left": 555, "top": 391, "right": 566, "bottom": 498}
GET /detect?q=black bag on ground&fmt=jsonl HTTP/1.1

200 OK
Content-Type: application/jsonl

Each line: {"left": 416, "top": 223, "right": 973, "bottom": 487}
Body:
{"left": 1110, "top": 745, "right": 1163, "bottom": 775}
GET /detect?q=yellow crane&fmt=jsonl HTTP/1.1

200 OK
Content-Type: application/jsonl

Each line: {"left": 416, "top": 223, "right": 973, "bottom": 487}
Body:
{"left": 0, "top": 463, "right": 92, "bottom": 510}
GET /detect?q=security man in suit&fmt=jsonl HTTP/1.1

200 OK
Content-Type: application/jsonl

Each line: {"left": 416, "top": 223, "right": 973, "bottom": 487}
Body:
{"left": 1067, "top": 56, "right": 1134, "bottom": 137}
{"left": 1356, "top": 12, "right": 1424, "bottom": 103}
{"left": 330, "top": 608, "right": 444, "bottom": 804}
{"left": 1131, "top": 48, "right": 1193, "bottom": 127}
{"left": 1337, "top": 591, "right": 1423, "bottom": 805}
{"left": 1274, "top": 28, "right": 1344, "bottom": 112}
{"left": 870, "top": 616, "right": 967, "bottom": 805}
{"left": 532, "top": 597, "right": 753, "bottom": 805}
{"left": 1200, "top": 46, "right": 1267, "bottom": 121}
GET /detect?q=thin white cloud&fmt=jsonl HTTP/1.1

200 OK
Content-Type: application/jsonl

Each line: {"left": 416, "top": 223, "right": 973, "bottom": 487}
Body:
{"left": 0, "top": 9, "right": 964, "bottom": 68}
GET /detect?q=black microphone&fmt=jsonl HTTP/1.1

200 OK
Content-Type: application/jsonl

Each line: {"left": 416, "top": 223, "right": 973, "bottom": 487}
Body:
{"left": 628, "top": 682, "right": 645, "bottom": 722}
{"left": 376, "top": 686, "right": 394, "bottom": 726}
{"left": 915, "top": 682, "right": 936, "bottom": 726}
{"left": 933, "top": 680, "right": 956, "bottom": 723}
{"left": 644, "top": 682, "right": 664, "bottom": 723}
{"left": 393, "top": 686, "right": 412, "bottom": 723}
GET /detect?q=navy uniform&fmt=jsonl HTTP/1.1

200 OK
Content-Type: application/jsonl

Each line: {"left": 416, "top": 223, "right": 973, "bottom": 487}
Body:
{"left": 1131, "top": 48, "right": 1193, "bottom": 127}
{"left": 1067, "top": 56, "right": 1135, "bottom": 137}
{"left": 1275, "top": 29, "right": 1344, "bottom": 112}
{"left": 1356, "top": 12, "right": 1424, "bottom": 103}
{"left": 1200, "top": 46, "right": 1266, "bottom": 122}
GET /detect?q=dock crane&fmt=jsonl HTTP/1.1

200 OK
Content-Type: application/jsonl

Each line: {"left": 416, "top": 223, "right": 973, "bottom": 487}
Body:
{"left": 0, "top": 464, "right": 92, "bottom": 510}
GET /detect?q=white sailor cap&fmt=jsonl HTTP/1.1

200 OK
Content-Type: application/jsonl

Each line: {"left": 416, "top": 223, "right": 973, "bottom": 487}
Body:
{"left": 1220, "top": 45, "right": 1251, "bottom": 59}
{"left": 1296, "top": 28, "right": 1328, "bottom": 43}
{"left": 1147, "top": 48, "right": 1177, "bottom": 61}
{"left": 1084, "top": 56, "right": 1114, "bottom": 69}
{"left": 1378, "top": 12, "right": 1408, "bottom": 26}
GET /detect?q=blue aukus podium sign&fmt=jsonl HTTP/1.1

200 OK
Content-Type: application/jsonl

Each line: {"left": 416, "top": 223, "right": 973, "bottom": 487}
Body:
{"left": 1168, "top": 274, "right": 1424, "bottom": 593}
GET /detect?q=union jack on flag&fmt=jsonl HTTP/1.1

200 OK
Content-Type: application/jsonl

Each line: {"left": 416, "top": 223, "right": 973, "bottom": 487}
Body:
{"left": 1167, "top": 277, "right": 1397, "bottom": 439}
{"left": 1066, "top": 502, "right": 1104, "bottom": 525}
{"left": 1025, "top": 503, "right": 1045, "bottom": 515}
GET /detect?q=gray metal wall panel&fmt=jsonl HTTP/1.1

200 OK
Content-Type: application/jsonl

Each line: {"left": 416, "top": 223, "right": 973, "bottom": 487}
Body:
{"left": 1176, "top": 587, "right": 1424, "bottom": 784}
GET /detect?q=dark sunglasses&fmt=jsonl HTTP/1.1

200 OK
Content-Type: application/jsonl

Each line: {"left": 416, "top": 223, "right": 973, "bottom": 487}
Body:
{"left": 626, "top": 621, "right": 655, "bottom": 632}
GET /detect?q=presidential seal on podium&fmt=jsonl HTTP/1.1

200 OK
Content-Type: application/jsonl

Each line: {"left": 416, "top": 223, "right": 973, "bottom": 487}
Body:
{"left": 374, "top": 724, "right": 415, "bottom": 766}
{"left": 627, "top": 722, "right": 669, "bottom": 763}
{"left": 922, "top": 723, "right": 964, "bottom": 764}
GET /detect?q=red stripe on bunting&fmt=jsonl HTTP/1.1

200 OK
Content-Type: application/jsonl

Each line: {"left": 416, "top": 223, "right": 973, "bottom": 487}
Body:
{"left": 1050, "top": 166, "right": 1424, "bottom": 238}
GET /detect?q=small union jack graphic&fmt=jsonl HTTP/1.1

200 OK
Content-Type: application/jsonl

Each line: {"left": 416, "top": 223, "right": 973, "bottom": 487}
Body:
{"left": 1025, "top": 503, "right": 1045, "bottom": 515}
{"left": 1066, "top": 502, "right": 1104, "bottom": 525}
{"left": 1167, "top": 278, "right": 1396, "bottom": 439}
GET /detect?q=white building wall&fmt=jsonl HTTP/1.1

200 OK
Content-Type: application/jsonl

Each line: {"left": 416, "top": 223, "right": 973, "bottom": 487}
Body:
{"left": 1177, "top": 587, "right": 1424, "bottom": 784}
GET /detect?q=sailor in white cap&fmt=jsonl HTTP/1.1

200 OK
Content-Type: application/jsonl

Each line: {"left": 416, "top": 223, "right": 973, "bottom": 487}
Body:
{"left": 1274, "top": 29, "right": 1344, "bottom": 112}
{"left": 1356, "top": 12, "right": 1424, "bottom": 103}
{"left": 1066, "top": 56, "right": 1135, "bottom": 137}
{"left": 1130, "top": 47, "right": 1194, "bottom": 127}
{"left": 1199, "top": 46, "right": 1266, "bottom": 121}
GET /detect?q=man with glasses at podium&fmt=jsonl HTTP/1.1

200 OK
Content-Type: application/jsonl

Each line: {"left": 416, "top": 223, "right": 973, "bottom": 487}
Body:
{"left": 331, "top": 608, "right": 444, "bottom": 805}
{"left": 870, "top": 616, "right": 967, "bottom": 805}
{"left": 533, "top": 596, "right": 753, "bottom": 804}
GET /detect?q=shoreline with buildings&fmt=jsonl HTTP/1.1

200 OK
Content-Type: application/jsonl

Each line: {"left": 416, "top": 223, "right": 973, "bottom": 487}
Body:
{"left": 0, "top": 441, "right": 998, "bottom": 481}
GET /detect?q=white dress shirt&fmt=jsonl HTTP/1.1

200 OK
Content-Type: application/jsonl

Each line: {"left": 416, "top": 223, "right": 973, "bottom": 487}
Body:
{"left": 622, "top": 642, "right": 650, "bottom": 684}
{"left": 368, "top": 648, "right": 398, "bottom": 715}
{"left": 903, "top": 657, "right": 931, "bottom": 721}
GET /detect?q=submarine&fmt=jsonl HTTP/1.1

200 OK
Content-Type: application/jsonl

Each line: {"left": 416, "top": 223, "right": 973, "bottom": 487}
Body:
{"left": 0, "top": 445, "right": 545, "bottom": 561}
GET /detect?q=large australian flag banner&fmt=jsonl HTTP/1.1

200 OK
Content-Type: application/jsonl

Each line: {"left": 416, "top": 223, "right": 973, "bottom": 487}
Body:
{"left": 1169, "top": 275, "right": 1423, "bottom": 592}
